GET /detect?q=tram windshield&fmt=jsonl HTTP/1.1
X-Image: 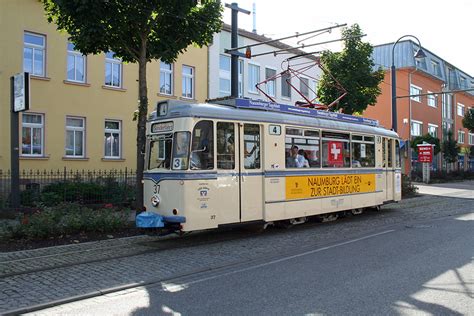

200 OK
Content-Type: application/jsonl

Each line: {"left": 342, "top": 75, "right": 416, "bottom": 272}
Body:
{"left": 148, "top": 133, "right": 173, "bottom": 170}
{"left": 148, "top": 132, "right": 191, "bottom": 170}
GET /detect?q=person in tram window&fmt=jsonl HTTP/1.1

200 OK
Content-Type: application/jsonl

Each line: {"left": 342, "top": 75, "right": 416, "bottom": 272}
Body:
{"left": 287, "top": 145, "right": 305, "bottom": 168}
{"left": 298, "top": 149, "right": 310, "bottom": 168}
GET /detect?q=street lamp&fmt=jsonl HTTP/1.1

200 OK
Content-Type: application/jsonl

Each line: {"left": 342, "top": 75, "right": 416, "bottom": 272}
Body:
{"left": 391, "top": 35, "right": 426, "bottom": 132}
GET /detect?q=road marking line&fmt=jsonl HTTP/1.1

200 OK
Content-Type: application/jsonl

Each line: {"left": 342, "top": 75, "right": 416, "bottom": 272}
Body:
{"left": 162, "top": 229, "right": 395, "bottom": 291}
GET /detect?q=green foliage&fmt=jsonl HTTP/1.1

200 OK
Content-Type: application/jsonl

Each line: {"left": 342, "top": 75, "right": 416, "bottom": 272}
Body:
{"left": 462, "top": 107, "right": 474, "bottom": 132}
{"left": 469, "top": 146, "right": 474, "bottom": 158}
{"left": 401, "top": 174, "right": 418, "bottom": 198}
{"left": 317, "top": 24, "right": 384, "bottom": 114}
{"left": 410, "top": 134, "right": 441, "bottom": 155}
{"left": 17, "top": 179, "right": 135, "bottom": 208}
{"left": 0, "top": 203, "right": 130, "bottom": 241}
{"left": 441, "top": 130, "right": 459, "bottom": 163}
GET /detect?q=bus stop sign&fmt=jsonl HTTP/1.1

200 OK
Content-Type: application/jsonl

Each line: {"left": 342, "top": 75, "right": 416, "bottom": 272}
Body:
{"left": 417, "top": 144, "right": 433, "bottom": 163}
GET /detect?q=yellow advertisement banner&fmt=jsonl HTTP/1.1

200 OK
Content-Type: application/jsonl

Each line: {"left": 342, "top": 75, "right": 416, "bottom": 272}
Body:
{"left": 286, "top": 174, "right": 376, "bottom": 200}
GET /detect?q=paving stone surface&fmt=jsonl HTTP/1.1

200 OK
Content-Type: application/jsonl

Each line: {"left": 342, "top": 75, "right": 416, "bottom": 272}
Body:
{"left": 0, "top": 186, "right": 473, "bottom": 314}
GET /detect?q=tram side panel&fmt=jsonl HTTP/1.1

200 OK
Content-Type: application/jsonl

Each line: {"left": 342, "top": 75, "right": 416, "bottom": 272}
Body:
{"left": 375, "top": 136, "right": 387, "bottom": 206}
{"left": 263, "top": 123, "right": 287, "bottom": 221}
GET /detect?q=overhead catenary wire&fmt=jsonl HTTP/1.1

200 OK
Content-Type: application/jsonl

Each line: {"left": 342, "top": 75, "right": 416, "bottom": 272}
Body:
{"left": 226, "top": 23, "right": 347, "bottom": 53}
{"left": 250, "top": 34, "right": 366, "bottom": 58}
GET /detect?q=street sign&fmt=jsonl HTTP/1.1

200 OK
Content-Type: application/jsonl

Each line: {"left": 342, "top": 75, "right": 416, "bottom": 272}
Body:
{"left": 417, "top": 144, "right": 434, "bottom": 163}
{"left": 13, "top": 72, "right": 30, "bottom": 112}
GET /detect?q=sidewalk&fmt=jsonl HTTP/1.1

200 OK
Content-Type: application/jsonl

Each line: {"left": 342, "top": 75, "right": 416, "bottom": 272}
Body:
{"left": 415, "top": 180, "right": 474, "bottom": 199}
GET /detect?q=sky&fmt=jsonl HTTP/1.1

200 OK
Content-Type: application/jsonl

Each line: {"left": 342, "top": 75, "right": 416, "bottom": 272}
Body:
{"left": 223, "top": 0, "right": 474, "bottom": 76}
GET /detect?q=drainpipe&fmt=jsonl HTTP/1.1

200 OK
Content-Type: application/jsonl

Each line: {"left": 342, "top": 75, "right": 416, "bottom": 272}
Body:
{"left": 408, "top": 68, "right": 417, "bottom": 178}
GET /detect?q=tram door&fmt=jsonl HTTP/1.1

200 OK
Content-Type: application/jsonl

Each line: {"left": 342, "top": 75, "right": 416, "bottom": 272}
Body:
{"left": 238, "top": 124, "right": 263, "bottom": 222}
{"left": 385, "top": 138, "right": 394, "bottom": 201}
{"left": 216, "top": 122, "right": 240, "bottom": 225}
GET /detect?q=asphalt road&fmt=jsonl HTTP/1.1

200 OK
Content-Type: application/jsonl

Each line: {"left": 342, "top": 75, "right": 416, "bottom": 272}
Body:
{"left": 30, "top": 212, "right": 474, "bottom": 316}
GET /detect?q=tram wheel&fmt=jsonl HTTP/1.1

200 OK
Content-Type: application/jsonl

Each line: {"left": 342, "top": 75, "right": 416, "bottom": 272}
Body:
{"left": 275, "top": 220, "right": 293, "bottom": 229}
{"left": 319, "top": 213, "right": 339, "bottom": 222}
{"left": 351, "top": 208, "right": 364, "bottom": 215}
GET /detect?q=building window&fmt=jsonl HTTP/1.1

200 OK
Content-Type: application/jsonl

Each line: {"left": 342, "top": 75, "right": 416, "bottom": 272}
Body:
{"left": 457, "top": 131, "right": 465, "bottom": 144}
{"left": 105, "top": 52, "right": 122, "bottom": 87}
{"left": 104, "top": 120, "right": 121, "bottom": 158}
{"left": 414, "top": 49, "right": 426, "bottom": 69}
{"left": 309, "top": 79, "right": 318, "bottom": 101}
{"left": 238, "top": 60, "right": 243, "bottom": 98}
{"left": 22, "top": 113, "right": 44, "bottom": 156}
{"left": 65, "top": 117, "right": 85, "bottom": 157}
{"left": 265, "top": 68, "right": 277, "bottom": 97}
{"left": 66, "top": 42, "right": 86, "bottom": 83}
{"left": 182, "top": 65, "right": 194, "bottom": 99}
{"left": 410, "top": 84, "right": 422, "bottom": 102}
{"left": 219, "top": 55, "right": 231, "bottom": 97}
{"left": 460, "top": 76, "right": 467, "bottom": 89}
{"left": 300, "top": 77, "right": 309, "bottom": 98}
{"left": 469, "top": 133, "right": 474, "bottom": 145}
{"left": 442, "top": 94, "right": 453, "bottom": 119}
{"left": 281, "top": 71, "right": 291, "bottom": 99}
{"left": 427, "top": 91, "right": 437, "bottom": 107}
{"left": 457, "top": 103, "right": 465, "bottom": 117}
{"left": 23, "top": 32, "right": 45, "bottom": 77}
{"left": 160, "top": 62, "right": 173, "bottom": 95}
{"left": 431, "top": 61, "right": 440, "bottom": 77}
{"left": 428, "top": 124, "right": 438, "bottom": 137}
{"left": 411, "top": 121, "right": 422, "bottom": 136}
{"left": 248, "top": 63, "right": 260, "bottom": 94}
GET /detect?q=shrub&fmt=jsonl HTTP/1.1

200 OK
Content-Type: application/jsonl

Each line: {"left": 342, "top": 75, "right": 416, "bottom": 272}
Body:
{"left": 0, "top": 203, "right": 131, "bottom": 241}
{"left": 402, "top": 174, "right": 418, "bottom": 198}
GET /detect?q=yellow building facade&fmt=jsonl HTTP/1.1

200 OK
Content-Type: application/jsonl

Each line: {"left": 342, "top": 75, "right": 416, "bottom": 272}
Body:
{"left": 0, "top": 0, "right": 209, "bottom": 172}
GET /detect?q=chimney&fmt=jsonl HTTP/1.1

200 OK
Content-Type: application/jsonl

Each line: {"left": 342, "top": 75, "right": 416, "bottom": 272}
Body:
{"left": 252, "top": 2, "right": 256, "bottom": 33}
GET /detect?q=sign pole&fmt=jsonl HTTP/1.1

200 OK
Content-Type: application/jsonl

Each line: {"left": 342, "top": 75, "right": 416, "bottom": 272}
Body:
{"left": 417, "top": 143, "right": 434, "bottom": 184}
{"left": 10, "top": 72, "right": 30, "bottom": 210}
{"left": 10, "top": 76, "right": 20, "bottom": 209}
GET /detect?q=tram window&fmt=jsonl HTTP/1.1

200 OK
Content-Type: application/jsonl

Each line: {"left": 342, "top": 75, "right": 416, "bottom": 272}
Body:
{"left": 304, "top": 130, "right": 319, "bottom": 137}
{"left": 351, "top": 134, "right": 375, "bottom": 168}
{"left": 322, "top": 132, "right": 350, "bottom": 168}
{"left": 171, "top": 132, "right": 190, "bottom": 170}
{"left": 285, "top": 127, "right": 320, "bottom": 168}
{"left": 190, "top": 120, "right": 214, "bottom": 170}
{"left": 395, "top": 140, "right": 401, "bottom": 168}
{"left": 286, "top": 128, "right": 303, "bottom": 136}
{"left": 148, "top": 134, "right": 172, "bottom": 170}
{"left": 217, "top": 122, "right": 235, "bottom": 169}
{"left": 388, "top": 139, "right": 393, "bottom": 168}
{"left": 244, "top": 124, "right": 260, "bottom": 169}
{"left": 382, "top": 138, "right": 387, "bottom": 168}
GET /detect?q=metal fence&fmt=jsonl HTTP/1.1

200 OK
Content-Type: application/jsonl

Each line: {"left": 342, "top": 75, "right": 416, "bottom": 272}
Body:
{"left": 0, "top": 168, "right": 136, "bottom": 210}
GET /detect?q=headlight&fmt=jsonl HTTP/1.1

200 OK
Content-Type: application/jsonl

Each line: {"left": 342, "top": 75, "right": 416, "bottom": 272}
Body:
{"left": 151, "top": 194, "right": 160, "bottom": 207}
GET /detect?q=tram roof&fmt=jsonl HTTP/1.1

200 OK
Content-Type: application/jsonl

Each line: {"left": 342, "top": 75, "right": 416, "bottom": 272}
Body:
{"left": 150, "top": 98, "right": 398, "bottom": 138}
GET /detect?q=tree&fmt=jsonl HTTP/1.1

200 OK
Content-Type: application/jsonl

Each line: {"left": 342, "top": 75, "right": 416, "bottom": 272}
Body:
{"left": 42, "top": 0, "right": 223, "bottom": 209}
{"left": 441, "top": 130, "right": 459, "bottom": 164}
{"left": 317, "top": 24, "right": 384, "bottom": 114}
{"left": 410, "top": 134, "right": 441, "bottom": 155}
{"left": 462, "top": 107, "right": 474, "bottom": 132}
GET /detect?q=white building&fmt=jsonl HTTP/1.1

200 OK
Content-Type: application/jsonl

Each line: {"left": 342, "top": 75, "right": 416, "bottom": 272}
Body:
{"left": 208, "top": 24, "right": 321, "bottom": 105}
